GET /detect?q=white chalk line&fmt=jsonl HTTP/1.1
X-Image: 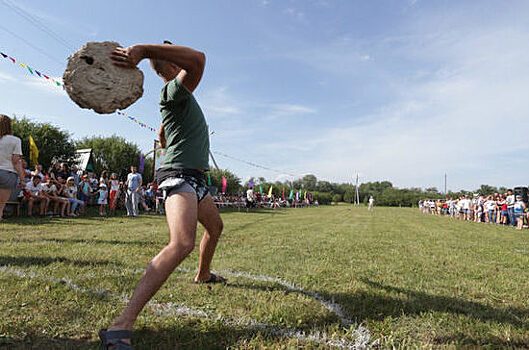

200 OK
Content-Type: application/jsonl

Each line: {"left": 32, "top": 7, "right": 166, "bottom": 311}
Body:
{"left": 0, "top": 265, "right": 378, "bottom": 349}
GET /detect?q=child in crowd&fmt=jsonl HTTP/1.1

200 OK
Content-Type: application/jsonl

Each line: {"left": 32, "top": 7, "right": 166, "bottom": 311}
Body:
{"left": 109, "top": 173, "right": 120, "bottom": 215}
{"left": 98, "top": 183, "right": 108, "bottom": 216}
{"left": 79, "top": 176, "right": 92, "bottom": 203}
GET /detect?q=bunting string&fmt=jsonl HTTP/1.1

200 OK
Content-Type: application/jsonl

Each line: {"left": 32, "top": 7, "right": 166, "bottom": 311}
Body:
{"left": 0, "top": 49, "right": 302, "bottom": 177}
{"left": 0, "top": 50, "right": 63, "bottom": 86}
{"left": 0, "top": 50, "right": 158, "bottom": 133}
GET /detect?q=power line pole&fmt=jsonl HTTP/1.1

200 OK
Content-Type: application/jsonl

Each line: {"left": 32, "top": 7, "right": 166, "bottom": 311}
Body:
{"left": 355, "top": 173, "right": 360, "bottom": 205}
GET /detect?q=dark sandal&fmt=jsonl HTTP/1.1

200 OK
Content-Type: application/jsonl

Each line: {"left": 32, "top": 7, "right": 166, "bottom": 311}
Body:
{"left": 194, "top": 273, "right": 227, "bottom": 284}
{"left": 99, "top": 329, "right": 133, "bottom": 349}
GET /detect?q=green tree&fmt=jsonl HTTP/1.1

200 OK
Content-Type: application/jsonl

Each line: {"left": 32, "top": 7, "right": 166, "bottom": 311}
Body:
{"left": 343, "top": 188, "right": 355, "bottom": 203}
{"left": 76, "top": 135, "right": 141, "bottom": 177}
{"left": 12, "top": 117, "right": 76, "bottom": 170}
{"left": 301, "top": 174, "right": 317, "bottom": 191}
{"left": 208, "top": 168, "right": 241, "bottom": 195}
{"left": 332, "top": 193, "right": 342, "bottom": 203}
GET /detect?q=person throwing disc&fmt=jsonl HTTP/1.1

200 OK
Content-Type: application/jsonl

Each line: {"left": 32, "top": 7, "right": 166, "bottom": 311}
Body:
{"left": 100, "top": 41, "right": 225, "bottom": 349}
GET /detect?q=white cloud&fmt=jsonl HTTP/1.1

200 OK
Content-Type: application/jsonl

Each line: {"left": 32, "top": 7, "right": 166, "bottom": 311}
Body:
{"left": 272, "top": 104, "right": 316, "bottom": 115}
{"left": 283, "top": 7, "right": 305, "bottom": 21}
{"left": 0, "top": 71, "right": 16, "bottom": 82}
{"left": 251, "top": 19, "right": 529, "bottom": 190}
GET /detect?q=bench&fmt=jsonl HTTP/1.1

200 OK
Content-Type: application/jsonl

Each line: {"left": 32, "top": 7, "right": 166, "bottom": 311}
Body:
{"left": 4, "top": 201, "right": 21, "bottom": 217}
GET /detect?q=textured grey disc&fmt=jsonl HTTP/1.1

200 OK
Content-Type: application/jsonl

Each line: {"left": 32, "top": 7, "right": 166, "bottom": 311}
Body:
{"left": 63, "top": 41, "right": 144, "bottom": 114}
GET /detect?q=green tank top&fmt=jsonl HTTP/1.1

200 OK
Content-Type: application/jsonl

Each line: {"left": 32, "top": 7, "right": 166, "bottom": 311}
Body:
{"left": 159, "top": 78, "right": 209, "bottom": 170}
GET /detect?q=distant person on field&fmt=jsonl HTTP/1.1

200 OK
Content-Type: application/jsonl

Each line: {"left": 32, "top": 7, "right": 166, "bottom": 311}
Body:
{"left": 246, "top": 185, "right": 255, "bottom": 209}
{"left": 0, "top": 114, "right": 25, "bottom": 221}
{"left": 125, "top": 165, "right": 142, "bottom": 217}
{"left": 368, "top": 196, "right": 374, "bottom": 210}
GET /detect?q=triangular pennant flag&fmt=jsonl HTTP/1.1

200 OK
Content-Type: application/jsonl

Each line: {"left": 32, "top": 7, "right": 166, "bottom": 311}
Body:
{"left": 35, "top": 70, "right": 41, "bottom": 77}
{"left": 19, "top": 62, "right": 26, "bottom": 68}
{"left": 56, "top": 81, "right": 61, "bottom": 86}
{"left": 27, "top": 66, "right": 34, "bottom": 74}
{"left": 43, "top": 74, "right": 49, "bottom": 79}
{"left": 9, "top": 57, "right": 15, "bottom": 63}
{"left": 0, "top": 52, "right": 7, "bottom": 58}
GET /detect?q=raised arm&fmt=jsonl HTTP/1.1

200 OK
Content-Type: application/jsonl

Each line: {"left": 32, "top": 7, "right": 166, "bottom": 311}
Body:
{"left": 110, "top": 43, "right": 206, "bottom": 92}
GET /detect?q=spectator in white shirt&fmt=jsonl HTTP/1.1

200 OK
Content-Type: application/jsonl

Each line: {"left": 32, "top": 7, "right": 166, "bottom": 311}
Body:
{"left": 24, "top": 176, "right": 49, "bottom": 216}
{"left": 0, "top": 114, "right": 25, "bottom": 221}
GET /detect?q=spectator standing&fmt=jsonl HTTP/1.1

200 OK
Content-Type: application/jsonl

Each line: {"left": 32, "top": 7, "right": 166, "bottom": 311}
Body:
{"left": 100, "top": 170, "right": 109, "bottom": 187}
{"left": 0, "top": 114, "right": 25, "bottom": 221}
{"left": 125, "top": 165, "right": 142, "bottom": 217}
{"left": 513, "top": 195, "right": 526, "bottom": 230}
{"left": 246, "top": 186, "right": 255, "bottom": 209}
{"left": 79, "top": 176, "right": 92, "bottom": 203}
{"left": 484, "top": 196, "right": 497, "bottom": 224}
{"left": 506, "top": 190, "right": 515, "bottom": 226}
{"left": 368, "top": 196, "right": 375, "bottom": 210}
{"left": 98, "top": 184, "right": 108, "bottom": 216}
{"left": 109, "top": 173, "right": 120, "bottom": 215}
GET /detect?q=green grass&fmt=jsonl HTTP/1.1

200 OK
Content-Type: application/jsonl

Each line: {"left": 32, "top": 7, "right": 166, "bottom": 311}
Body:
{"left": 1, "top": 205, "right": 529, "bottom": 349}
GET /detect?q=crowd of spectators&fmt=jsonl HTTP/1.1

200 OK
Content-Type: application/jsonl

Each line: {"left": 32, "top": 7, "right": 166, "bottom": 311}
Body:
{"left": 419, "top": 190, "right": 527, "bottom": 230}
{"left": 9, "top": 160, "right": 159, "bottom": 218}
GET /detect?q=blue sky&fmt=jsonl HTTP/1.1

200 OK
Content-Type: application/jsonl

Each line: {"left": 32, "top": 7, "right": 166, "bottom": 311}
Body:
{"left": 1, "top": 0, "right": 528, "bottom": 191}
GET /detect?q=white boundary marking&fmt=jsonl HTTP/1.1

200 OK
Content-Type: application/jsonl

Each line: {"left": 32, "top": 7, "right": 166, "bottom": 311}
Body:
{"left": 0, "top": 265, "right": 378, "bottom": 349}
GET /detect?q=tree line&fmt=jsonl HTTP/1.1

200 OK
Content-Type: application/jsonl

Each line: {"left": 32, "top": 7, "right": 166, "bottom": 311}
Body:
{"left": 12, "top": 117, "right": 511, "bottom": 206}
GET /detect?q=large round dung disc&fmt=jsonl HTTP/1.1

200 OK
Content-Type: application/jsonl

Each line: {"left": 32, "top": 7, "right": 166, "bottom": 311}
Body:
{"left": 63, "top": 41, "right": 144, "bottom": 114}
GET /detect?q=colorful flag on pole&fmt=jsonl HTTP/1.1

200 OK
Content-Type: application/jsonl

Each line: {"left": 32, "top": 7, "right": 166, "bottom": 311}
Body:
{"left": 289, "top": 189, "right": 294, "bottom": 200}
{"left": 268, "top": 185, "right": 273, "bottom": 197}
{"left": 249, "top": 179, "right": 254, "bottom": 189}
{"left": 295, "top": 191, "right": 299, "bottom": 201}
{"left": 282, "top": 187, "right": 285, "bottom": 200}
{"left": 304, "top": 191, "right": 307, "bottom": 200}
{"left": 259, "top": 184, "right": 263, "bottom": 193}
{"left": 222, "top": 177, "right": 227, "bottom": 193}
{"left": 29, "top": 136, "right": 39, "bottom": 167}
{"left": 208, "top": 173, "right": 212, "bottom": 186}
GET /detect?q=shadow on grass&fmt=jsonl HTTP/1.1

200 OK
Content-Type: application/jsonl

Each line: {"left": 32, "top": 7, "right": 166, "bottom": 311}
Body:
{"left": 0, "top": 255, "right": 122, "bottom": 268}
{"left": 316, "top": 279, "right": 529, "bottom": 346}
{"left": 0, "top": 321, "right": 305, "bottom": 350}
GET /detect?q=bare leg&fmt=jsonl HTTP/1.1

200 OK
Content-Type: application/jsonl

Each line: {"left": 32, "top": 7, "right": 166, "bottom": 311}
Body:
{"left": 108, "top": 192, "right": 198, "bottom": 343}
{"left": 195, "top": 194, "right": 224, "bottom": 282}
{"left": 0, "top": 189, "right": 12, "bottom": 220}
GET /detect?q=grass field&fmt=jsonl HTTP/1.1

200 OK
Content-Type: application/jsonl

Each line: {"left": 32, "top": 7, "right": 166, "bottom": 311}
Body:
{"left": 1, "top": 205, "right": 529, "bottom": 349}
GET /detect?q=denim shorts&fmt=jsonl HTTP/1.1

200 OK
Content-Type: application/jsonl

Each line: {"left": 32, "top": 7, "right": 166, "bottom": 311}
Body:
{"left": 0, "top": 169, "right": 18, "bottom": 189}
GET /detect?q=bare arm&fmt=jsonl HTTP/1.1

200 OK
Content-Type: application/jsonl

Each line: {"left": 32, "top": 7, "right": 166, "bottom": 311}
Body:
{"left": 158, "top": 123, "right": 166, "bottom": 148}
{"left": 12, "top": 154, "right": 25, "bottom": 188}
{"left": 110, "top": 44, "right": 206, "bottom": 92}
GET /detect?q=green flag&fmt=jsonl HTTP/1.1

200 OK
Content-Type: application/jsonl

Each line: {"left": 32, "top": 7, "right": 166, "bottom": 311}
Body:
{"left": 207, "top": 173, "right": 211, "bottom": 186}
{"left": 259, "top": 185, "right": 263, "bottom": 193}
{"left": 289, "top": 189, "right": 294, "bottom": 200}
